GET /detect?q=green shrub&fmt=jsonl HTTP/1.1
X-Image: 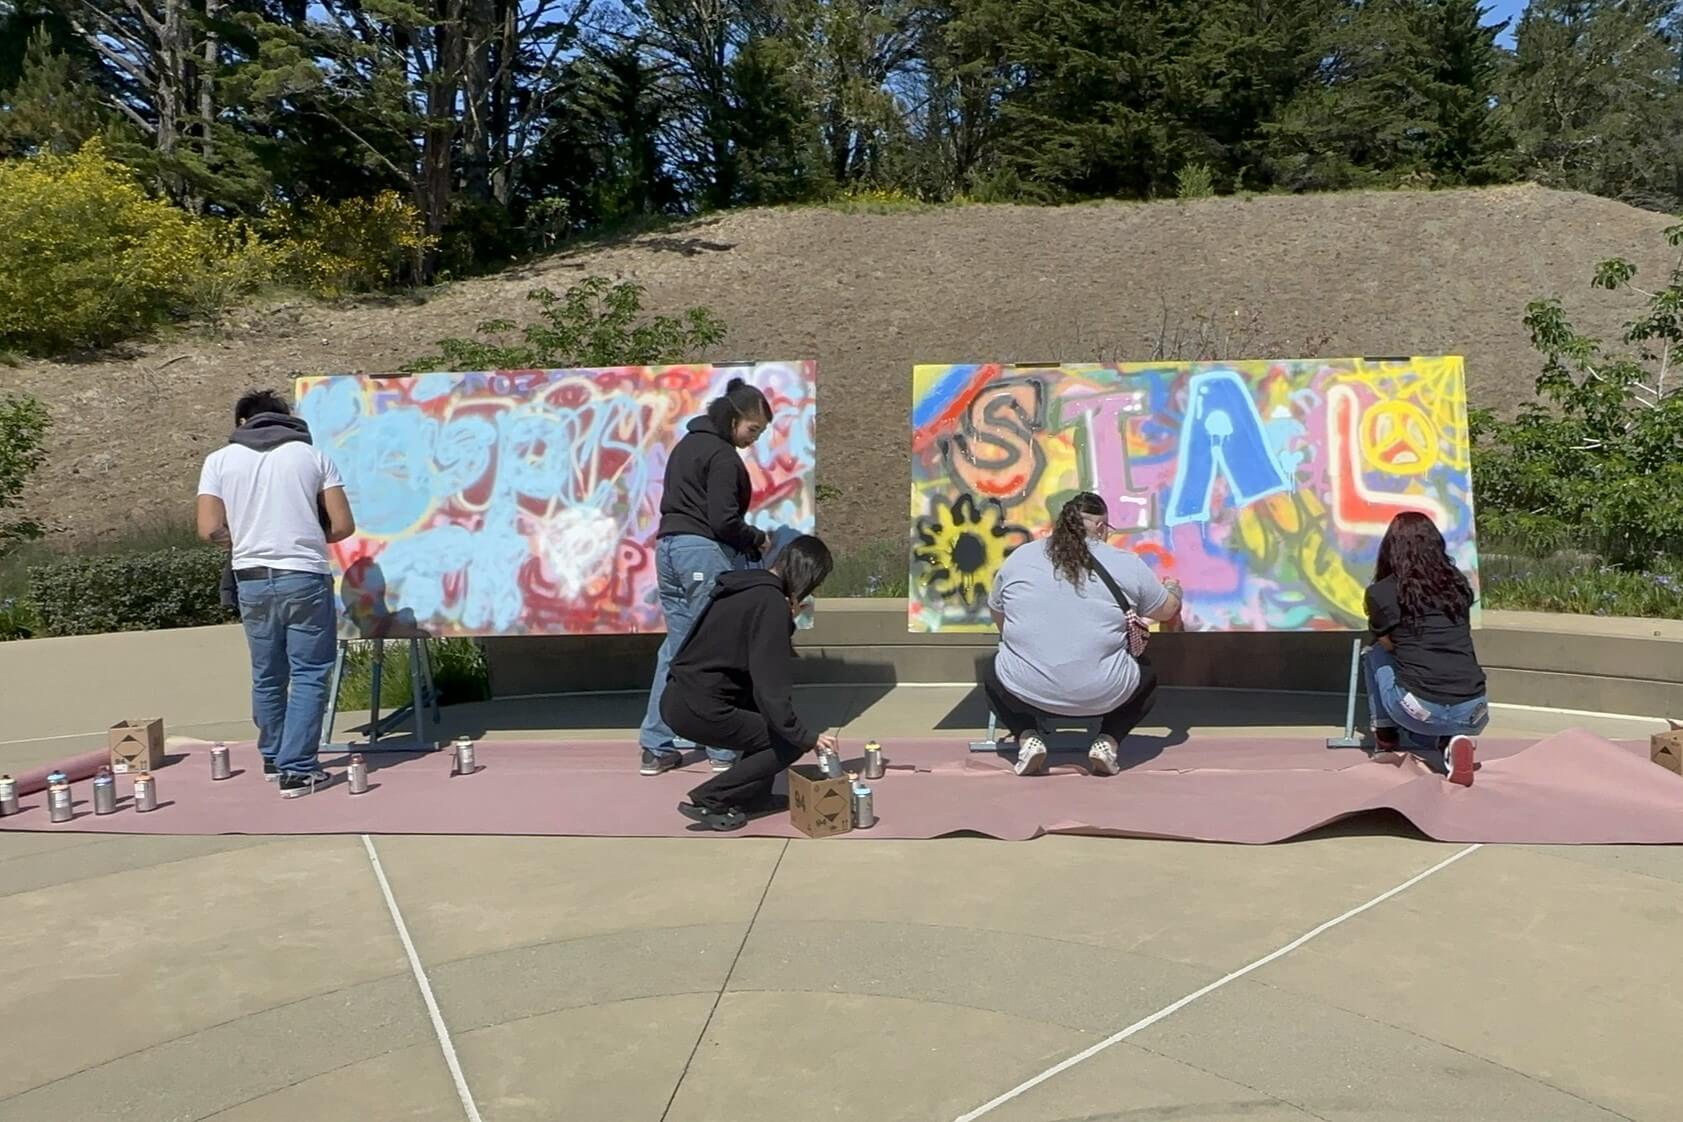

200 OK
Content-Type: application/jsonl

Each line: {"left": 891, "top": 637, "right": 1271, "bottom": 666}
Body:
{"left": 0, "top": 141, "right": 280, "bottom": 353}
{"left": 1472, "top": 226, "right": 1683, "bottom": 567}
{"left": 407, "top": 275, "right": 726, "bottom": 371}
{"left": 261, "top": 191, "right": 435, "bottom": 296}
{"left": 0, "top": 393, "right": 50, "bottom": 555}
{"left": 29, "top": 546, "right": 231, "bottom": 636}
{"left": 0, "top": 595, "right": 37, "bottom": 641}
{"left": 1175, "top": 162, "right": 1216, "bottom": 199}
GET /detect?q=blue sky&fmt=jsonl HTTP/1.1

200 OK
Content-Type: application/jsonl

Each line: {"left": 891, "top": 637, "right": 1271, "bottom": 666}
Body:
{"left": 1484, "top": 0, "right": 1529, "bottom": 44}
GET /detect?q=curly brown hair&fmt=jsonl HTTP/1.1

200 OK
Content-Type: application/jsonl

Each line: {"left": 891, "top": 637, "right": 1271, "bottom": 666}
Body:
{"left": 1374, "top": 512, "right": 1473, "bottom": 622}
{"left": 1047, "top": 491, "right": 1108, "bottom": 586}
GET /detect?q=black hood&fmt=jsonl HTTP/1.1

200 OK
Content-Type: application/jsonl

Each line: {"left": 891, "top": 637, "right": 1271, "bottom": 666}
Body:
{"left": 685, "top": 415, "right": 729, "bottom": 442}
{"left": 712, "top": 568, "right": 784, "bottom": 600}
{"left": 230, "top": 412, "right": 312, "bottom": 451}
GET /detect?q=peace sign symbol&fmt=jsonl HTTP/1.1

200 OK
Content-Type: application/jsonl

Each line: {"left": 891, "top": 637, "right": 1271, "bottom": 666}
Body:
{"left": 1359, "top": 400, "right": 1437, "bottom": 477}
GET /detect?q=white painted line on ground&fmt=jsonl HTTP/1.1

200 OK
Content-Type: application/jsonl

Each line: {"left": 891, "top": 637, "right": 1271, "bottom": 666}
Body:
{"left": 949, "top": 842, "right": 1484, "bottom": 1122}
{"left": 1487, "top": 700, "right": 1666, "bottom": 723}
{"left": 362, "top": 834, "right": 485, "bottom": 1122}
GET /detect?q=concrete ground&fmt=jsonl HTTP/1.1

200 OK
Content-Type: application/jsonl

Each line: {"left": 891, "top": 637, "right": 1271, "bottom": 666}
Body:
{"left": 1, "top": 677, "right": 1679, "bottom": 1122}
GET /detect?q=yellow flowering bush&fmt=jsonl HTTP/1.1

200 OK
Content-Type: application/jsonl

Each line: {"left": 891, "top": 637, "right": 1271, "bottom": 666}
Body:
{"left": 262, "top": 192, "right": 435, "bottom": 296}
{"left": 0, "top": 140, "right": 220, "bottom": 353}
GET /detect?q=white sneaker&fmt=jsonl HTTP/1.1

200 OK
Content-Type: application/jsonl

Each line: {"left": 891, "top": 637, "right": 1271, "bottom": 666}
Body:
{"left": 1013, "top": 734, "right": 1049, "bottom": 777}
{"left": 1088, "top": 735, "right": 1121, "bottom": 776}
{"left": 1446, "top": 735, "right": 1476, "bottom": 787}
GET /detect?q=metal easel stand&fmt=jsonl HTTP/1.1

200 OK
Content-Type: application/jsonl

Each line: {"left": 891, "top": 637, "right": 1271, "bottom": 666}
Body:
{"left": 1325, "top": 638, "right": 1372, "bottom": 751}
{"left": 320, "top": 637, "right": 442, "bottom": 754}
{"left": 969, "top": 710, "right": 1000, "bottom": 753}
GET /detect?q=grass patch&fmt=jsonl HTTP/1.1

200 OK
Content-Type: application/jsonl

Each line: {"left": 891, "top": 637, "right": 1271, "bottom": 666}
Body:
{"left": 826, "top": 538, "right": 908, "bottom": 598}
{"left": 802, "top": 187, "right": 932, "bottom": 215}
{"left": 1480, "top": 550, "right": 1683, "bottom": 620}
{"left": 336, "top": 638, "right": 491, "bottom": 710}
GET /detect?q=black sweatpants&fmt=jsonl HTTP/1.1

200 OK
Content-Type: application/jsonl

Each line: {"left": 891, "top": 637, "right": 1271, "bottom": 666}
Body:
{"left": 979, "top": 654, "right": 1159, "bottom": 742}
{"left": 662, "top": 691, "right": 806, "bottom": 813}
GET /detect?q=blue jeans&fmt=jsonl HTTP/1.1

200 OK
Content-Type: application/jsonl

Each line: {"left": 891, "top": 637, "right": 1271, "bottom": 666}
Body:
{"left": 236, "top": 570, "right": 338, "bottom": 776}
{"left": 1363, "top": 646, "right": 1489, "bottom": 758}
{"left": 639, "top": 535, "right": 744, "bottom": 762}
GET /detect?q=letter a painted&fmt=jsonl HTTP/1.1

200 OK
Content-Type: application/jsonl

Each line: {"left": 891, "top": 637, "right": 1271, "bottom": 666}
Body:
{"left": 1166, "top": 370, "right": 1290, "bottom": 526}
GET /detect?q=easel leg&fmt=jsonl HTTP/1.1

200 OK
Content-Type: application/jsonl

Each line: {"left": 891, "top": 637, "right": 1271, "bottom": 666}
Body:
{"left": 1326, "top": 638, "right": 1369, "bottom": 750}
{"left": 970, "top": 709, "right": 1000, "bottom": 753}
{"left": 319, "top": 640, "right": 347, "bottom": 752}
{"left": 424, "top": 641, "right": 442, "bottom": 722}
{"left": 368, "top": 639, "right": 385, "bottom": 748}
{"left": 407, "top": 637, "right": 431, "bottom": 747}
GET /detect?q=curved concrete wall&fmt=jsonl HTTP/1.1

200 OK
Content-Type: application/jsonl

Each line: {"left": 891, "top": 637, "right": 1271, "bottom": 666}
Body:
{"left": 483, "top": 601, "right": 1683, "bottom": 717}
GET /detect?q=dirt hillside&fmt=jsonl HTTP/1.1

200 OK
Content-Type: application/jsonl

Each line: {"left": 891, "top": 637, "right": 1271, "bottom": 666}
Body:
{"left": 8, "top": 183, "right": 1674, "bottom": 554}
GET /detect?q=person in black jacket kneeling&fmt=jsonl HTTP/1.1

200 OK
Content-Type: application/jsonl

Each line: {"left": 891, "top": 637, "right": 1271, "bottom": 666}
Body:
{"left": 662, "top": 535, "right": 838, "bottom": 831}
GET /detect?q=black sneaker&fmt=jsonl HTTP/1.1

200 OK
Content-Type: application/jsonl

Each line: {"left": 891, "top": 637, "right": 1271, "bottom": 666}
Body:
{"left": 640, "top": 749, "right": 682, "bottom": 776}
{"left": 279, "top": 771, "right": 328, "bottom": 798}
{"left": 263, "top": 760, "right": 280, "bottom": 782}
{"left": 677, "top": 801, "right": 747, "bottom": 831}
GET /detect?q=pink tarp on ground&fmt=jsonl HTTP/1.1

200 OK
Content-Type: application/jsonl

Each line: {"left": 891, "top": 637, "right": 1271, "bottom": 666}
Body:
{"left": 2, "top": 731, "right": 1679, "bottom": 844}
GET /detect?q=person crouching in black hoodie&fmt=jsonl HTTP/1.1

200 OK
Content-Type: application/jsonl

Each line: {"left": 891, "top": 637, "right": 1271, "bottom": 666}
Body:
{"left": 662, "top": 535, "right": 837, "bottom": 831}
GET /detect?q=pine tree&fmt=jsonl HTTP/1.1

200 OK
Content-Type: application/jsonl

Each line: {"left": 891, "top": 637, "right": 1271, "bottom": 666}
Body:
{"left": 1502, "top": 0, "right": 1683, "bottom": 210}
{"left": 1264, "top": 0, "right": 1511, "bottom": 190}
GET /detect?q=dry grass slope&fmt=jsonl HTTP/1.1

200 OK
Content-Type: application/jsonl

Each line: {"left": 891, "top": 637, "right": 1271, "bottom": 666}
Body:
{"left": 10, "top": 183, "right": 1676, "bottom": 554}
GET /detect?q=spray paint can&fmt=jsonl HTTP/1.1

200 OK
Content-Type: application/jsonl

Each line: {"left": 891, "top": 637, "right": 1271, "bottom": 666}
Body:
{"left": 863, "top": 740, "right": 885, "bottom": 780}
{"left": 0, "top": 774, "right": 17, "bottom": 816}
{"left": 133, "top": 772, "right": 157, "bottom": 813}
{"left": 348, "top": 753, "right": 369, "bottom": 794}
{"left": 48, "top": 771, "right": 73, "bottom": 823}
{"left": 210, "top": 742, "right": 231, "bottom": 781}
{"left": 452, "top": 737, "right": 476, "bottom": 776}
{"left": 851, "top": 781, "right": 876, "bottom": 829}
{"left": 817, "top": 748, "right": 843, "bottom": 778}
{"left": 92, "top": 766, "right": 117, "bottom": 815}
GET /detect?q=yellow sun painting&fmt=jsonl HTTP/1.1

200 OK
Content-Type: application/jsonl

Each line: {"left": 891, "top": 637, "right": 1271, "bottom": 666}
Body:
{"left": 912, "top": 494, "right": 1029, "bottom": 609}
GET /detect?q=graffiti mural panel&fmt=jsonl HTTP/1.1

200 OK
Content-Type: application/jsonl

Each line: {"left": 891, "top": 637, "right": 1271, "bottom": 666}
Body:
{"left": 295, "top": 362, "right": 816, "bottom": 638}
{"left": 908, "top": 359, "right": 1478, "bottom": 633}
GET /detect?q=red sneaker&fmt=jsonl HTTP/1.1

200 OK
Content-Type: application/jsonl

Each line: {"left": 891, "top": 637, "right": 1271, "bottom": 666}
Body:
{"left": 1446, "top": 735, "right": 1476, "bottom": 787}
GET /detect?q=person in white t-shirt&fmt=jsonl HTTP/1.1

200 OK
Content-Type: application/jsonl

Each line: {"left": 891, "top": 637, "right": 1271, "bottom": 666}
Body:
{"left": 196, "top": 390, "right": 356, "bottom": 797}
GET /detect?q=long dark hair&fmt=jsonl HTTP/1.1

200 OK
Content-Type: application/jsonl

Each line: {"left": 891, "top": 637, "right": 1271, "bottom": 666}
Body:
{"left": 1047, "top": 491, "right": 1107, "bottom": 586}
{"left": 705, "top": 377, "right": 771, "bottom": 432}
{"left": 777, "top": 534, "right": 833, "bottom": 604}
{"left": 1374, "top": 512, "right": 1473, "bottom": 621}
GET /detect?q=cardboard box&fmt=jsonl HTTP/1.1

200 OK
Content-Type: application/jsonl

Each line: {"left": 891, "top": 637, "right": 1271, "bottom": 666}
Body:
{"left": 1653, "top": 727, "right": 1683, "bottom": 777}
{"left": 788, "top": 764, "right": 853, "bottom": 838}
{"left": 109, "top": 719, "right": 165, "bottom": 774}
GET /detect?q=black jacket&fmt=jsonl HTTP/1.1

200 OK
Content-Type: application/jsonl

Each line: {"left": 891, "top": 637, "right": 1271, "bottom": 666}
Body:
{"left": 667, "top": 569, "right": 814, "bottom": 749}
{"left": 657, "top": 417, "right": 762, "bottom": 556}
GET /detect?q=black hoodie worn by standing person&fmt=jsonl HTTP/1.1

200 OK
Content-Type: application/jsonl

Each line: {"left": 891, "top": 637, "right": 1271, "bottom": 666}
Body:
{"left": 657, "top": 417, "right": 764, "bottom": 557}
{"left": 662, "top": 569, "right": 816, "bottom": 811}
{"left": 216, "top": 413, "right": 333, "bottom": 610}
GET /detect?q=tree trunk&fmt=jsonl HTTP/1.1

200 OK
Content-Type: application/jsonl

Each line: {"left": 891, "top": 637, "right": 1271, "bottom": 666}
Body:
{"left": 157, "top": 0, "right": 181, "bottom": 158}
{"left": 419, "top": 0, "right": 465, "bottom": 278}
{"left": 490, "top": 0, "right": 516, "bottom": 204}
{"left": 201, "top": 0, "right": 219, "bottom": 167}
{"left": 459, "top": 0, "right": 496, "bottom": 202}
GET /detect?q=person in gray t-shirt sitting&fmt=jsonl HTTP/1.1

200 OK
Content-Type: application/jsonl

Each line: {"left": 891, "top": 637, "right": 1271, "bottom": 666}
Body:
{"left": 982, "top": 492, "right": 1183, "bottom": 777}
